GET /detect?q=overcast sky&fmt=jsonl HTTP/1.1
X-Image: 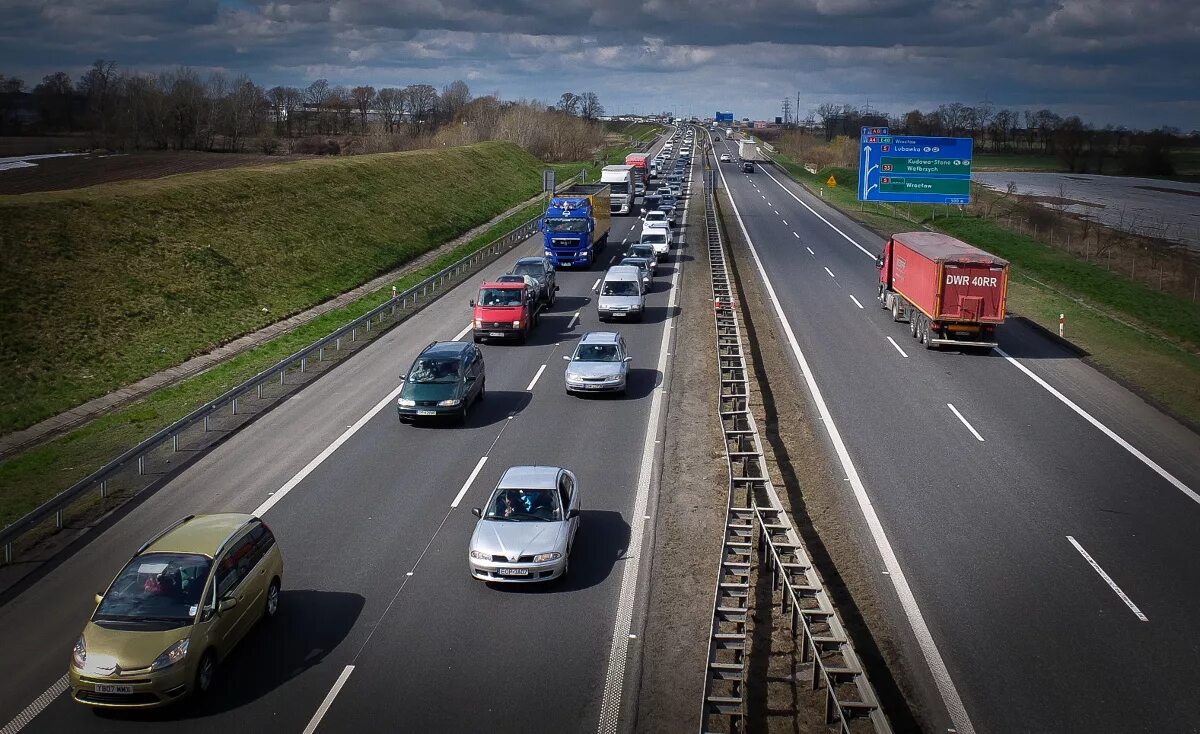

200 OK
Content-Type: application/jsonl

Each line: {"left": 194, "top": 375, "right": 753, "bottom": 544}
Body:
{"left": 1, "top": 0, "right": 1196, "bottom": 130}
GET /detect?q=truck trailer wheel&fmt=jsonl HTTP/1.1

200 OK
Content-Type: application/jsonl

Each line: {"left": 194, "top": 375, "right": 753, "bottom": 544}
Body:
{"left": 891, "top": 298, "right": 904, "bottom": 322}
{"left": 910, "top": 314, "right": 920, "bottom": 338}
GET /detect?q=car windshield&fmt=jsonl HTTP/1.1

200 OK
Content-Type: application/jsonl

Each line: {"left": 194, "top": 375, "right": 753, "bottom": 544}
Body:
{"left": 478, "top": 288, "right": 522, "bottom": 307}
{"left": 602, "top": 280, "right": 640, "bottom": 296}
{"left": 94, "top": 553, "right": 212, "bottom": 625}
{"left": 546, "top": 218, "right": 588, "bottom": 233}
{"left": 646, "top": 213, "right": 664, "bottom": 221}
{"left": 512, "top": 264, "right": 544, "bottom": 280}
{"left": 485, "top": 488, "right": 561, "bottom": 522}
{"left": 409, "top": 356, "right": 461, "bottom": 383}
{"left": 641, "top": 234, "right": 667, "bottom": 245}
{"left": 620, "top": 258, "right": 647, "bottom": 270}
{"left": 575, "top": 343, "right": 621, "bottom": 362}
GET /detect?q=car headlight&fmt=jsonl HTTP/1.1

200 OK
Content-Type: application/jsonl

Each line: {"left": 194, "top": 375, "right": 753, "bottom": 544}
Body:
{"left": 532, "top": 552, "right": 562, "bottom": 563}
{"left": 398, "top": 398, "right": 415, "bottom": 407}
{"left": 470, "top": 550, "right": 489, "bottom": 560}
{"left": 512, "top": 320, "right": 522, "bottom": 328}
{"left": 438, "top": 398, "right": 462, "bottom": 406}
{"left": 566, "top": 373, "right": 581, "bottom": 381}
{"left": 150, "top": 638, "right": 190, "bottom": 671}
{"left": 72, "top": 635, "right": 86, "bottom": 668}
{"left": 544, "top": 250, "right": 553, "bottom": 257}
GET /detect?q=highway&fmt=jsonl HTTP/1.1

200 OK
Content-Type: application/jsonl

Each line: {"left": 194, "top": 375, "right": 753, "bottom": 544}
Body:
{"left": 0, "top": 130, "right": 694, "bottom": 733}
{"left": 711, "top": 133, "right": 1200, "bottom": 733}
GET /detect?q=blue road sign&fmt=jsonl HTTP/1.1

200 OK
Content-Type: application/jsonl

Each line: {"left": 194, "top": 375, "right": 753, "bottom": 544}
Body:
{"left": 858, "top": 128, "right": 973, "bottom": 204}
{"left": 716, "top": 112, "right": 734, "bottom": 123}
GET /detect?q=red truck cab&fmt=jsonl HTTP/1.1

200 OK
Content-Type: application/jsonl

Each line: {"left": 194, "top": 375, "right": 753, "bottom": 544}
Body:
{"left": 471, "top": 281, "right": 539, "bottom": 344}
{"left": 877, "top": 232, "right": 1009, "bottom": 351}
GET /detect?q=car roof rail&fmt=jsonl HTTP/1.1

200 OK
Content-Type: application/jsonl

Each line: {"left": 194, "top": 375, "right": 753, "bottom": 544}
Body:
{"left": 135, "top": 514, "right": 196, "bottom": 556}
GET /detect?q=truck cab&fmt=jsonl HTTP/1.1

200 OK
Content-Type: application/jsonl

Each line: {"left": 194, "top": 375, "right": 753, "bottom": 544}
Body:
{"left": 471, "top": 281, "right": 539, "bottom": 344}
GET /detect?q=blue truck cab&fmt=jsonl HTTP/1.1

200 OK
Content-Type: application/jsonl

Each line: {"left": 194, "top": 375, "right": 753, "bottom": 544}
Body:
{"left": 541, "top": 184, "right": 612, "bottom": 269}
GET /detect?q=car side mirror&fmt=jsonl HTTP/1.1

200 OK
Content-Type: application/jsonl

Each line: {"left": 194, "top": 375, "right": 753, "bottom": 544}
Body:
{"left": 469, "top": 299, "right": 475, "bottom": 308}
{"left": 874, "top": 255, "right": 885, "bottom": 269}
{"left": 94, "top": 593, "right": 104, "bottom": 607}
{"left": 568, "top": 509, "right": 580, "bottom": 520}
{"left": 624, "top": 356, "right": 633, "bottom": 362}
{"left": 471, "top": 507, "right": 482, "bottom": 518}
{"left": 218, "top": 596, "right": 238, "bottom": 613}
{"left": 398, "top": 375, "right": 406, "bottom": 381}
{"left": 555, "top": 285, "right": 561, "bottom": 291}
{"left": 563, "top": 355, "right": 571, "bottom": 361}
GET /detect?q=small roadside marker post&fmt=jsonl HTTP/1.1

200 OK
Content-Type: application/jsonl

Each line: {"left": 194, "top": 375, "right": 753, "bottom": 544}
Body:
{"left": 1059, "top": 313, "right": 1066, "bottom": 338}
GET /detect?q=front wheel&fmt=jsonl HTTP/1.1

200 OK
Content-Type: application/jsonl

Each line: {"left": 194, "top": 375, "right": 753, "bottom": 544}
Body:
{"left": 194, "top": 650, "right": 216, "bottom": 697}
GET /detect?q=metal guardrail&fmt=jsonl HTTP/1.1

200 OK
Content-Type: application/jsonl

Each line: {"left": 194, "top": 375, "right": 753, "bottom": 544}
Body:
{"left": 698, "top": 147, "right": 891, "bottom": 734}
{"left": 0, "top": 180, "right": 574, "bottom": 566}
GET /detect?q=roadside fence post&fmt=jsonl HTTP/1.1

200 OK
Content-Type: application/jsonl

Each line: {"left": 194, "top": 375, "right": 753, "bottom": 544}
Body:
{"left": 231, "top": 398, "right": 237, "bottom": 416}
{"left": 1059, "top": 313, "right": 1065, "bottom": 338}
{"left": 101, "top": 479, "right": 108, "bottom": 499}
{"left": 138, "top": 455, "right": 145, "bottom": 476}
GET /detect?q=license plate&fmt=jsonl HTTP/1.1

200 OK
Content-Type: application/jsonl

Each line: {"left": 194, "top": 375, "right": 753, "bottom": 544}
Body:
{"left": 417, "top": 410, "right": 437, "bottom": 416}
{"left": 611, "top": 312, "right": 626, "bottom": 317}
{"left": 95, "top": 684, "right": 134, "bottom": 694}
{"left": 497, "top": 568, "right": 530, "bottom": 576}
{"left": 489, "top": 332, "right": 505, "bottom": 337}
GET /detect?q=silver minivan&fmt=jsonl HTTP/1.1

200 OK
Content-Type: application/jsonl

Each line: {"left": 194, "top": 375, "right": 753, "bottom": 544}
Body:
{"left": 597, "top": 266, "right": 645, "bottom": 322}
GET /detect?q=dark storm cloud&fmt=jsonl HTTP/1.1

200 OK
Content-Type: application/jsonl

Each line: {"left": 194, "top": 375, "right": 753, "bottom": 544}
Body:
{"left": 1, "top": 0, "right": 1195, "bottom": 128}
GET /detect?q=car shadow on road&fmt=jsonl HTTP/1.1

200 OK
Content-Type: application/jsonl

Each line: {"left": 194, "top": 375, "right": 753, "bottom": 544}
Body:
{"left": 639, "top": 304, "right": 681, "bottom": 325}
{"left": 91, "top": 589, "right": 364, "bottom": 722}
{"left": 490, "top": 510, "right": 631, "bottom": 594}
{"left": 567, "top": 368, "right": 660, "bottom": 401}
{"left": 400, "top": 390, "right": 531, "bottom": 429}
{"left": 543, "top": 295, "right": 592, "bottom": 314}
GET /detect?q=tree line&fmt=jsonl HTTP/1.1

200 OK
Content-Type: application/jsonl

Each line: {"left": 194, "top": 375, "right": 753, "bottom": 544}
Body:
{"left": 807, "top": 102, "right": 1185, "bottom": 175}
{"left": 0, "top": 61, "right": 607, "bottom": 160}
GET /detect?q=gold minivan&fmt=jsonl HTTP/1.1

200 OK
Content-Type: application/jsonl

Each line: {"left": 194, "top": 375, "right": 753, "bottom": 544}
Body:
{"left": 69, "top": 513, "right": 283, "bottom": 708}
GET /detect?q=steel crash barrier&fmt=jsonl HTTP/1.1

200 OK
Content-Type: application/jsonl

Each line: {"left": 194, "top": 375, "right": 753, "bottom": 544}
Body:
{"left": 0, "top": 178, "right": 580, "bottom": 568}
{"left": 697, "top": 149, "right": 891, "bottom": 734}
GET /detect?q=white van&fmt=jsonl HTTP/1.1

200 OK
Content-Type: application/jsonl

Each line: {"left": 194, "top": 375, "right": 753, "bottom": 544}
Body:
{"left": 597, "top": 266, "right": 646, "bottom": 322}
{"left": 639, "top": 228, "right": 670, "bottom": 257}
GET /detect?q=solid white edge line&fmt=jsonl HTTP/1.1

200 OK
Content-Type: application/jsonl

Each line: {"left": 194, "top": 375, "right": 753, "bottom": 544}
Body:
{"left": 947, "top": 403, "right": 985, "bottom": 442}
{"left": 451, "top": 455, "right": 489, "bottom": 508}
{"left": 1066, "top": 536, "right": 1149, "bottom": 621}
{"left": 0, "top": 675, "right": 68, "bottom": 734}
{"left": 713, "top": 147, "right": 975, "bottom": 734}
{"left": 525, "top": 363, "right": 547, "bottom": 391}
{"left": 453, "top": 322, "right": 472, "bottom": 341}
{"left": 996, "top": 348, "right": 1199, "bottom": 506}
{"left": 596, "top": 156, "right": 688, "bottom": 734}
{"left": 849, "top": 294, "right": 864, "bottom": 309}
{"left": 886, "top": 336, "right": 910, "bottom": 358}
{"left": 302, "top": 665, "right": 356, "bottom": 734}
{"left": 758, "top": 164, "right": 876, "bottom": 259}
{"left": 252, "top": 383, "right": 405, "bottom": 517}
{"left": 824, "top": 266, "right": 836, "bottom": 279}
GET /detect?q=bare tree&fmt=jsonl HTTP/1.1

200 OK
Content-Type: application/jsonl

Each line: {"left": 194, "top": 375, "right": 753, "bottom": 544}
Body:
{"left": 32, "top": 71, "right": 75, "bottom": 130}
{"left": 78, "top": 59, "right": 119, "bottom": 143}
{"left": 557, "top": 92, "right": 580, "bottom": 116}
{"left": 440, "top": 80, "right": 471, "bottom": 121}
{"left": 404, "top": 84, "right": 438, "bottom": 131}
{"left": 376, "top": 87, "right": 401, "bottom": 133}
{"left": 351, "top": 85, "right": 376, "bottom": 130}
{"left": 304, "top": 79, "right": 331, "bottom": 134}
{"left": 579, "top": 91, "right": 603, "bottom": 120}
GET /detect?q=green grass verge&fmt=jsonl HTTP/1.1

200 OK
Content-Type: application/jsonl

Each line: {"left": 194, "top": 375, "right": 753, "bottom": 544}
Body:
{"left": 769, "top": 152, "right": 1200, "bottom": 423}
{"left": 0, "top": 141, "right": 545, "bottom": 435}
{"left": 0, "top": 196, "right": 549, "bottom": 529}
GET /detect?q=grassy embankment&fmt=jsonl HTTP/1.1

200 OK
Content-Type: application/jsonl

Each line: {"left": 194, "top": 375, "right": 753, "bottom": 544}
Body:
{"left": 769, "top": 153, "right": 1200, "bottom": 425}
{"left": 0, "top": 142, "right": 548, "bottom": 526}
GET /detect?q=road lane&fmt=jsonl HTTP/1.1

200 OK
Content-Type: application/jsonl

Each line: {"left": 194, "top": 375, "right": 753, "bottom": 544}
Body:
{"left": 714, "top": 132, "right": 1200, "bottom": 732}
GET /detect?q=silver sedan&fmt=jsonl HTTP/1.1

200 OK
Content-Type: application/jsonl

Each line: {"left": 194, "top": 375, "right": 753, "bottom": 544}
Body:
{"left": 469, "top": 466, "right": 580, "bottom": 583}
{"left": 563, "top": 331, "right": 631, "bottom": 395}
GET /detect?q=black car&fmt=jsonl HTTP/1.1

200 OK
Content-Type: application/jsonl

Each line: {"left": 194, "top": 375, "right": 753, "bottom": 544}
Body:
{"left": 643, "top": 193, "right": 662, "bottom": 213}
{"left": 397, "top": 341, "right": 485, "bottom": 424}
{"left": 509, "top": 256, "right": 558, "bottom": 306}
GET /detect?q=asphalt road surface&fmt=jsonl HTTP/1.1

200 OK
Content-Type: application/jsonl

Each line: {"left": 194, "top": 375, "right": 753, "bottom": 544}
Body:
{"left": 714, "top": 133, "right": 1200, "bottom": 733}
{"left": 0, "top": 130, "right": 698, "bottom": 734}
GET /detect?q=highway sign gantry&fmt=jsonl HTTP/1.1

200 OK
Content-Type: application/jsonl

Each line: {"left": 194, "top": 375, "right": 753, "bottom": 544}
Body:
{"left": 858, "top": 127, "right": 973, "bottom": 205}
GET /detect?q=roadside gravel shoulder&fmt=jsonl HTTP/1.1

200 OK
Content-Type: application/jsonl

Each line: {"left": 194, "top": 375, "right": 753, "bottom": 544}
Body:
{"left": 633, "top": 183, "right": 727, "bottom": 733}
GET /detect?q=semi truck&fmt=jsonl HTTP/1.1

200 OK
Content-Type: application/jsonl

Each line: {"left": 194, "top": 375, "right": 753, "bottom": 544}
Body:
{"left": 601, "top": 164, "right": 635, "bottom": 215}
{"left": 540, "top": 183, "right": 611, "bottom": 268}
{"left": 625, "top": 153, "right": 650, "bottom": 186}
{"left": 738, "top": 139, "right": 766, "bottom": 172}
{"left": 876, "top": 232, "right": 1009, "bottom": 351}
